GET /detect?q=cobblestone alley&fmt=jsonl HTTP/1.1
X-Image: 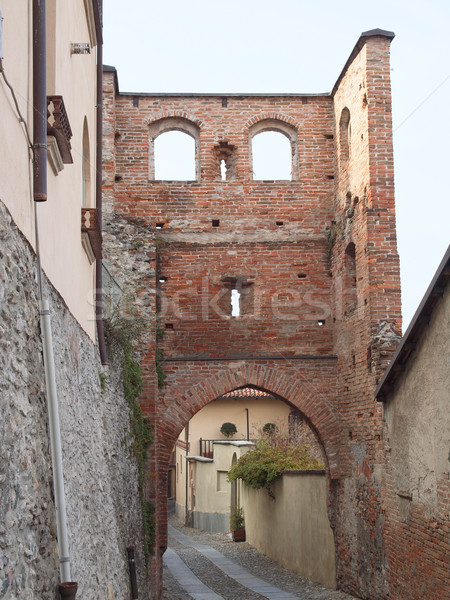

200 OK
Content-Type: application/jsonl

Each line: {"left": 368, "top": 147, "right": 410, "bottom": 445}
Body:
{"left": 162, "top": 516, "right": 359, "bottom": 600}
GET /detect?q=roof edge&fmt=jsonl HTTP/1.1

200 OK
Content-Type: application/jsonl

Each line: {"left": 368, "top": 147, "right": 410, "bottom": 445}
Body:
{"left": 103, "top": 64, "right": 119, "bottom": 93}
{"left": 331, "top": 28, "right": 395, "bottom": 97}
{"left": 375, "top": 244, "right": 450, "bottom": 400}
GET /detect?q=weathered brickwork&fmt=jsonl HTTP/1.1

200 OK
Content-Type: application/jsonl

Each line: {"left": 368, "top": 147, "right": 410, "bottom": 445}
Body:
{"left": 0, "top": 201, "right": 149, "bottom": 599}
{"left": 100, "top": 31, "right": 446, "bottom": 600}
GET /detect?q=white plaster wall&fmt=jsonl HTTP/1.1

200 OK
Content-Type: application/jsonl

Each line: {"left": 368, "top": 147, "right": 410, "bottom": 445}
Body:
{"left": 0, "top": 1, "right": 98, "bottom": 339}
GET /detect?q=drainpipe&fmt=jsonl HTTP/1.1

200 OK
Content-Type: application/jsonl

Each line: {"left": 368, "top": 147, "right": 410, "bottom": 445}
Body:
{"left": 33, "top": 0, "right": 73, "bottom": 588}
{"left": 245, "top": 408, "right": 249, "bottom": 440}
{"left": 185, "top": 423, "right": 189, "bottom": 524}
{"left": 33, "top": 0, "right": 47, "bottom": 203}
{"left": 95, "top": 0, "right": 107, "bottom": 365}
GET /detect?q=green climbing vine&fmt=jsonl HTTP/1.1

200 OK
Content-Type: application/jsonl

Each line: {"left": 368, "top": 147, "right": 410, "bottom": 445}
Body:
{"left": 104, "top": 297, "right": 155, "bottom": 564}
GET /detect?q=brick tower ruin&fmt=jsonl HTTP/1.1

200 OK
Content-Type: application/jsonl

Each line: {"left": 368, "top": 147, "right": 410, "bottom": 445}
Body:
{"left": 103, "top": 29, "right": 402, "bottom": 599}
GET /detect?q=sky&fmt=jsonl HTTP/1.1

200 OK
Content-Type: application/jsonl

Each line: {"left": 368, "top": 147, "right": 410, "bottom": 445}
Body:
{"left": 103, "top": 0, "right": 450, "bottom": 332}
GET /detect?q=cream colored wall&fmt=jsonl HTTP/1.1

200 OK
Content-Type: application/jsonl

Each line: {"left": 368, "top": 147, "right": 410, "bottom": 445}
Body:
{"left": 0, "top": 4, "right": 34, "bottom": 240}
{"left": 0, "top": 1, "right": 98, "bottom": 339}
{"left": 174, "top": 394, "right": 291, "bottom": 513}
{"left": 185, "top": 395, "right": 292, "bottom": 456}
{"left": 383, "top": 285, "right": 449, "bottom": 513}
{"left": 193, "top": 443, "right": 251, "bottom": 514}
{"left": 242, "top": 473, "right": 336, "bottom": 589}
{"left": 175, "top": 443, "right": 187, "bottom": 518}
{"left": 175, "top": 441, "right": 252, "bottom": 522}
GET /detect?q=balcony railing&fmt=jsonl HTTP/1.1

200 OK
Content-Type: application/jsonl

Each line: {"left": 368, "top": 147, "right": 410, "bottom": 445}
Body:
{"left": 199, "top": 438, "right": 255, "bottom": 459}
{"left": 81, "top": 208, "right": 102, "bottom": 262}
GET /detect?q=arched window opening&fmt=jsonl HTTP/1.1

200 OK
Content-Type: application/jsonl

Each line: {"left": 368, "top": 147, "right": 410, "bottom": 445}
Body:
{"left": 82, "top": 118, "right": 91, "bottom": 208}
{"left": 154, "top": 131, "right": 196, "bottom": 180}
{"left": 252, "top": 131, "right": 292, "bottom": 180}
{"left": 343, "top": 242, "right": 357, "bottom": 314}
{"left": 339, "top": 108, "right": 351, "bottom": 164}
{"left": 149, "top": 117, "right": 200, "bottom": 181}
{"left": 249, "top": 119, "right": 298, "bottom": 181}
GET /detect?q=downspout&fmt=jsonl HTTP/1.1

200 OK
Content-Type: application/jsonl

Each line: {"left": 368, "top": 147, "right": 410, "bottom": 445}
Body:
{"left": 185, "top": 423, "right": 189, "bottom": 524}
{"left": 95, "top": 0, "right": 107, "bottom": 364}
{"left": 33, "top": 0, "right": 73, "bottom": 588}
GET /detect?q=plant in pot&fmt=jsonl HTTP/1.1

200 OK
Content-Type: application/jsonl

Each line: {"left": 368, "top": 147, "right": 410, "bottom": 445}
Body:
{"left": 230, "top": 506, "right": 245, "bottom": 542}
{"left": 220, "top": 422, "right": 237, "bottom": 438}
{"left": 262, "top": 422, "right": 277, "bottom": 436}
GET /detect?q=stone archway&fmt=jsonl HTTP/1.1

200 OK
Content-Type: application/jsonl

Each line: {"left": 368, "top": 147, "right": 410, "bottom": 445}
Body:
{"left": 152, "top": 361, "right": 346, "bottom": 590}
{"left": 158, "top": 362, "right": 344, "bottom": 481}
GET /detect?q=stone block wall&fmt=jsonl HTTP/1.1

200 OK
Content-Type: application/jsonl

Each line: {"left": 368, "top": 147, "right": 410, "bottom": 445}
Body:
{"left": 0, "top": 201, "right": 149, "bottom": 599}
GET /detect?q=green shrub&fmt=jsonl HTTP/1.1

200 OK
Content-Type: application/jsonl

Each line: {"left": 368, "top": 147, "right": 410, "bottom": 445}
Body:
{"left": 262, "top": 422, "right": 277, "bottom": 435}
{"left": 227, "top": 440, "right": 324, "bottom": 498}
{"left": 220, "top": 422, "right": 237, "bottom": 438}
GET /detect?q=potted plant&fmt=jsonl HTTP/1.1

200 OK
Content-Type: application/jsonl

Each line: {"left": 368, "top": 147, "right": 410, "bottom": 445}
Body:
{"left": 262, "top": 422, "right": 277, "bottom": 436}
{"left": 230, "top": 506, "right": 245, "bottom": 542}
{"left": 220, "top": 422, "right": 237, "bottom": 438}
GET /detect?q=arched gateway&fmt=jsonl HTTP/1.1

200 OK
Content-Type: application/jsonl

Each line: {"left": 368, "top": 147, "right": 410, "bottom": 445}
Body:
{"left": 103, "top": 30, "right": 402, "bottom": 600}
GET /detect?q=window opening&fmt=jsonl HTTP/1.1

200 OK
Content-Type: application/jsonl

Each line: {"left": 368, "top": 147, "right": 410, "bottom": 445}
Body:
{"left": 154, "top": 131, "right": 196, "bottom": 180}
{"left": 339, "top": 108, "right": 351, "bottom": 164}
{"left": 231, "top": 289, "right": 241, "bottom": 317}
{"left": 212, "top": 219, "right": 220, "bottom": 227}
{"left": 252, "top": 131, "right": 292, "bottom": 180}
{"left": 214, "top": 142, "right": 236, "bottom": 181}
{"left": 343, "top": 242, "right": 357, "bottom": 314}
{"left": 220, "top": 159, "right": 227, "bottom": 181}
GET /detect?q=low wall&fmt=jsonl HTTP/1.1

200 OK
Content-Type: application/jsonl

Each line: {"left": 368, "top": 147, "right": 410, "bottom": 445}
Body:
{"left": 0, "top": 201, "right": 149, "bottom": 599}
{"left": 242, "top": 471, "right": 335, "bottom": 589}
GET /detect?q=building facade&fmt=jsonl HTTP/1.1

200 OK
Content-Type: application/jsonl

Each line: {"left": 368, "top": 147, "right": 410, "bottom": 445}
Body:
{"left": 0, "top": 2, "right": 148, "bottom": 598}
{"left": 103, "top": 28, "right": 407, "bottom": 599}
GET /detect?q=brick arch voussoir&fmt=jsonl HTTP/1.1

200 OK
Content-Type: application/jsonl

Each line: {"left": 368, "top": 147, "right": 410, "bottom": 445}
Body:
{"left": 245, "top": 112, "right": 300, "bottom": 132}
{"left": 159, "top": 363, "right": 343, "bottom": 479}
{"left": 144, "top": 111, "right": 203, "bottom": 129}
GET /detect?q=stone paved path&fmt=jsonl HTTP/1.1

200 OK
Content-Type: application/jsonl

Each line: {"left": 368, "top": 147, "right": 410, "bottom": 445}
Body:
{"left": 162, "top": 516, "right": 360, "bottom": 600}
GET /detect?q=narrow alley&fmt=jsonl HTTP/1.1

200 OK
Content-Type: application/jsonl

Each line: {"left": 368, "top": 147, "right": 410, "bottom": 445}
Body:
{"left": 162, "top": 516, "right": 359, "bottom": 600}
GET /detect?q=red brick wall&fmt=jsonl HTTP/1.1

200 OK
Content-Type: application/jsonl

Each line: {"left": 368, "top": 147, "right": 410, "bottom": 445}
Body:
{"left": 102, "top": 32, "right": 408, "bottom": 600}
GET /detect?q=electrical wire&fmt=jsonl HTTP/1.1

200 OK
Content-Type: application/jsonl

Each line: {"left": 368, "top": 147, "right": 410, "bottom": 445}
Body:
{"left": 0, "top": 59, "right": 34, "bottom": 151}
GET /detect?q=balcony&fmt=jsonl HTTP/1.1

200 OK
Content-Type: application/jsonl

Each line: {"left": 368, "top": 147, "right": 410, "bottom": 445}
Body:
{"left": 81, "top": 208, "right": 102, "bottom": 263}
{"left": 47, "top": 95, "right": 73, "bottom": 166}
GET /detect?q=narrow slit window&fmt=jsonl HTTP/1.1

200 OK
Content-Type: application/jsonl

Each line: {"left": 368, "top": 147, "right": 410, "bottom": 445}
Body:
{"left": 343, "top": 242, "right": 357, "bottom": 314}
{"left": 231, "top": 289, "right": 241, "bottom": 317}
{"left": 220, "top": 159, "right": 227, "bottom": 181}
{"left": 339, "top": 108, "right": 351, "bottom": 164}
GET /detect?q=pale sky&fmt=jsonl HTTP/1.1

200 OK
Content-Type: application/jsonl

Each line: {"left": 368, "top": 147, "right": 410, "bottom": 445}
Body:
{"left": 103, "top": 0, "right": 450, "bottom": 332}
